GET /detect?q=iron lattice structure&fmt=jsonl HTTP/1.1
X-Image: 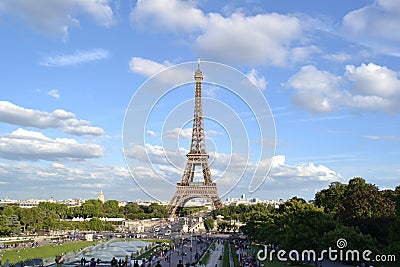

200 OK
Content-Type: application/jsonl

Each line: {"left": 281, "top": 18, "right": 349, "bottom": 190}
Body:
{"left": 168, "top": 60, "right": 223, "bottom": 215}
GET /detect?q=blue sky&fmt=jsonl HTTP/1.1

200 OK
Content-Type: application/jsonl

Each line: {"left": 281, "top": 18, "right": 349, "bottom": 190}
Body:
{"left": 0, "top": 0, "right": 399, "bottom": 202}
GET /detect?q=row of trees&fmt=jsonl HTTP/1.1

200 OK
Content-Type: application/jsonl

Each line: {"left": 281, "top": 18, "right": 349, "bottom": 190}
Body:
{"left": 0, "top": 200, "right": 168, "bottom": 235}
{"left": 213, "top": 178, "right": 400, "bottom": 264}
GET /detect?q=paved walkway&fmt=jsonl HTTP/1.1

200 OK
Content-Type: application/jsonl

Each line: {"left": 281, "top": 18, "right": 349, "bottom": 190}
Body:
{"left": 158, "top": 238, "right": 208, "bottom": 267}
{"left": 154, "top": 238, "right": 225, "bottom": 267}
{"left": 207, "top": 241, "right": 224, "bottom": 267}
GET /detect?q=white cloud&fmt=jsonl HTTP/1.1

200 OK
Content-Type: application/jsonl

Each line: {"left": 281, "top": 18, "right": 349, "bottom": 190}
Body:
{"left": 364, "top": 135, "right": 400, "bottom": 141}
{"left": 246, "top": 69, "right": 267, "bottom": 90}
{"left": 203, "top": 85, "right": 218, "bottom": 97}
{"left": 286, "top": 65, "right": 344, "bottom": 113}
{"left": 286, "top": 63, "right": 400, "bottom": 113}
{"left": 164, "top": 128, "right": 193, "bottom": 140}
{"left": 269, "top": 155, "right": 342, "bottom": 183}
{"left": 123, "top": 143, "right": 342, "bottom": 199}
{"left": 0, "top": 101, "right": 104, "bottom": 136}
{"left": 345, "top": 63, "right": 400, "bottom": 98}
{"left": 0, "top": 0, "right": 114, "bottom": 40}
{"left": 76, "top": 0, "right": 114, "bottom": 27}
{"left": 323, "top": 52, "right": 352, "bottom": 63}
{"left": 124, "top": 143, "right": 187, "bottom": 168}
{"left": 128, "top": 57, "right": 195, "bottom": 87}
{"left": 131, "top": 0, "right": 206, "bottom": 32}
{"left": 146, "top": 130, "right": 157, "bottom": 137}
{"left": 48, "top": 89, "right": 60, "bottom": 99}
{"left": 196, "top": 12, "right": 305, "bottom": 66}
{"left": 39, "top": 48, "right": 110, "bottom": 67}
{"left": 0, "top": 161, "right": 134, "bottom": 200}
{"left": 131, "top": 165, "right": 160, "bottom": 180}
{"left": 0, "top": 128, "right": 103, "bottom": 161}
{"left": 128, "top": 57, "right": 170, "bottom": 76}
{"left": 130, "top": 0, "right": 313, "bottom": 66}
{"left": 164, "top": 128, "right": 224, "bottom": 140}
{"left": 341, "top": 0, "right": 400, "bottom": 55}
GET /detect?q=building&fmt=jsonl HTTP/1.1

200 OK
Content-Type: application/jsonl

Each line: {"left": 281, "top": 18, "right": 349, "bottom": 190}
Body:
{"left": 98, "top": 190, "right": 105, "bottom": 203}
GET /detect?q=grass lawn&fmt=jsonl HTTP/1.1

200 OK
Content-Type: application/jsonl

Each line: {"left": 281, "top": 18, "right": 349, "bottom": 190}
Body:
{"left": 0, "top": 241, "right": 98, "bottom": 264}
{"left": 222, "top": 241, "right": 230, "bottom": 267}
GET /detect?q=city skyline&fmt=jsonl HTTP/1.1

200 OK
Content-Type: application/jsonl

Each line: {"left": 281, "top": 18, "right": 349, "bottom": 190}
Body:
{"left": 0, "top": 0, "right": 399, "bottom": 202}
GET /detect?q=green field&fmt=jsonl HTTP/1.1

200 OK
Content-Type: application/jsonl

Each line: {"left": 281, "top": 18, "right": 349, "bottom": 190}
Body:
{"left": 0, "top": 241, "right": 98, "bottom": 264}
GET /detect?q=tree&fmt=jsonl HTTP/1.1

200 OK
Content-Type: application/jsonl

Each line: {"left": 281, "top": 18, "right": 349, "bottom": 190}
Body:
{"left": 80, "top": 199, "right": 103, "bottom": 218}
{"left": 103, "top": 200, "right": 121, "bottom": 217}
{"left": 89, "top": 218, "right": 104, "bottom": 231}
{"left": 124, "top": 203, "right": 145, "bottom": 219}
{"left": 337, "top": 178, "right": 396, "bottom": 246}
{"left": 322, "top": 224, "right": 378, "bottom": 264}
{"left": 386, "top": 186, "right": 400, "bottom": 257}
{"left": 18, "top": 207, "right": 41, "bottom": 233}
{"left": 217, "top": 221, "right": 232, "bottom": 232}
{"left": 204, "top": 218, "right": 214, "bottom": 232}
{"left": 242, "top": 198, "right": 339, "bottom": 266}
{"left": 146, "top": 203, "right": 168, "bottom": 218}
{"left": 315, "top": 181, "right": 347, "bottom": 215}
{"left": 38, "top": 202, "right": 68, "bottom": 219}
{"left": 6, "top": 214, "right": 21, "bottom": 234}
{"left": 0, "top": 214, "right": 11, "bottom": 235}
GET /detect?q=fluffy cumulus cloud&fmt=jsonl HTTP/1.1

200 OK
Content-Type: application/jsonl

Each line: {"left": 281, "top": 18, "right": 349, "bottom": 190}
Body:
{"left": 128, "top": 57, "right": 194, "bottom": 86}
{"left": 0, "top": 128, "right": 103, "bottom": 161}
{"left": 269, "top": 155, "right": 342, "bottom": 182}
{"left": 0, "top": 101, "right": 104, "bottom": 135}
{"left": 128, "top": 57, "right": 171, "bottom": 77}
{"left": 0, "top": 0, "right": 114, "bottom": 40}
{"left": 130, "top": 0, "right": 206, "bottom": 33}
{"left": 195, "top": 13, "right": 304, "bottom": 66}
{"left": 341, "top": 0, "right": 400, "bottom": 55}
{"left": 130, "top": 0, "right": 312, "bottom": 66}
{"left": 286, "top": 63, "right": 400, "bottom": 113}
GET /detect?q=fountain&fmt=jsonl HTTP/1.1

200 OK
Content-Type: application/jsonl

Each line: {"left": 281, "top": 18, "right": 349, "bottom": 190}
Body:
{"left": 62, "top": 240, "right": 152, "bottom": 265}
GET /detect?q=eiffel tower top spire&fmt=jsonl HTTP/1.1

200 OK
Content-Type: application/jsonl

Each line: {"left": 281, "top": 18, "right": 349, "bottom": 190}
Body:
{"left": 194, "top": 56, "right": 203, "bottom": 81}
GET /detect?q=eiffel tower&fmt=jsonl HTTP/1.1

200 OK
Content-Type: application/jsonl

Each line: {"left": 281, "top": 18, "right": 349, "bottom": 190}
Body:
{"left": 168, "top": 59, "right": 223, "bottom": 215}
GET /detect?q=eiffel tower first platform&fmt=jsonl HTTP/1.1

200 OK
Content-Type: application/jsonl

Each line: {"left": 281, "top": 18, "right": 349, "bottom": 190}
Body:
{"left": 168, "top": 59, "right": 223, "bottom": 215}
